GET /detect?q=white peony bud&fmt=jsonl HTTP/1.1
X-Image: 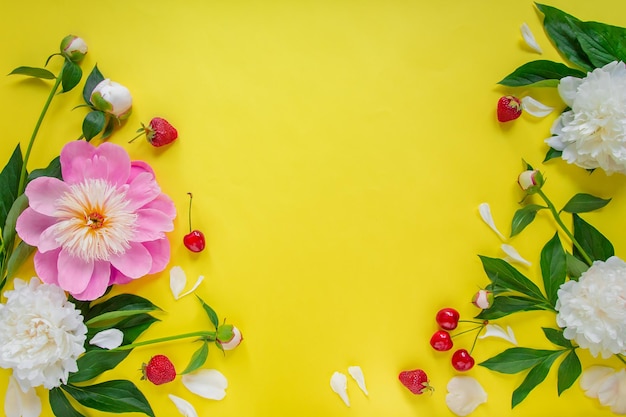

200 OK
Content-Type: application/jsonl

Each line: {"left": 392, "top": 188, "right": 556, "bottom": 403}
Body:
{"left": 90, "top": 79, "right": 133, "bottom": 119}
{"left": 60, "top": 35, "right": 87, "bottom": 62}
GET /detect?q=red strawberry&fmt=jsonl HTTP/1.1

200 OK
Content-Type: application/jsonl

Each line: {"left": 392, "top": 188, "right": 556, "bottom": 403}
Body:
{"left": 142, "top": 355, "right": 176, "bottom": 385}
{"left": 497, "top": 95, "right": 522, "bottom": 122}
{"left": 398, "top": 369, "right": 433, "bottom": 395}
{"left": 130, "top": 117, "right": 178, "bottom": 147}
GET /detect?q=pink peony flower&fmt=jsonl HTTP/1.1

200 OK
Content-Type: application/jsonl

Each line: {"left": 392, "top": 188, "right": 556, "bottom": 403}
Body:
{"left": 16, "top": 140, "right": 175, "bottom": 300}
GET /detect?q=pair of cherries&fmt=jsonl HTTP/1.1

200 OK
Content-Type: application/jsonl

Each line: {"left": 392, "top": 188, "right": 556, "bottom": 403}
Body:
{"left": 430, "top": 308, "right": 475, "bottom": 371}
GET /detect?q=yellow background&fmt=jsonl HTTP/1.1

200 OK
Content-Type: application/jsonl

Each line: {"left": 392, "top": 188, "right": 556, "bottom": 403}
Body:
{"left": 1, "top": 1, "right": 625, "bottom": 416}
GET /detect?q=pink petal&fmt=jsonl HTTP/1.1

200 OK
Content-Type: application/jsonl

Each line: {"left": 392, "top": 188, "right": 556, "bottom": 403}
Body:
{"left": 61, "top": 141, "right": 131, "bottom": 186}
{"left": 143, "top": 194, "right": 176, "bottom": 219}
{"left": 37, "top": 225, "right": 63, "bottom": 253}
{"left": 24, "top": 177, "right": 69, "bottom": 216}
{"left": 124, "top": 172, "right": 161, "bottom": 211}
{"left": 109, "top": 268, "right": 133, "bottom": 285}
{"left": 129, "top": 160, "right": 155, "bottom": 183}
{"left": 57, "top": 250, "right": 94, "bottom": 294}
{"left": 143, "top": 239, "right": 171, "bottom": 274}
{"left": 133, "top": 209, "right": 174, "bottom": 242}
{"left": 72, "top": 260, "right": 111, "bottom": 300}
{"left": 33, "top": 249, "right": 61, "bottom": 286}
{"left": 60, "top": 140, "right": 94, "bottom": 184}
{"left": 15, "top": 208, "right": 56, "bottom": 246}
{"left": 109, "top": 242, "right": 152, "bottom": 278}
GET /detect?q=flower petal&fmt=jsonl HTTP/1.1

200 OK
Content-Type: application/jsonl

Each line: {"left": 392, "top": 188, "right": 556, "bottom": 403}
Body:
{"left": 57, "top": 249, "right": 94, "bottom": 294}
{"left": 170, "top": 266, "right": 187, "bottom": 300}
{"left": 580, "top": 366, "right": 615, "bottom": 399}
{"left": 71, "top": 260, "right": 111, "bottom": 301}
{"left": 182, "top": 369, "right": 228, "bottom": 400}
{"left": 168, "top": 394, "right": 199, "bottom": 417}
{"left": 124, "top": 171, "right": 162, "bottom": 212}
{"left": 520, "top": 23, "right": 542, "bottom": 54}
{"left": 108, "top": 242, "right": 152, "bottom": 279}
{"left": 521, "top": 96, "right": 554, "bottom": 117}
{"left": 89, "top": 328, "right": 124, "bottom": 349}
{"left": 478, "top": 324, "right": 518, "bottom": 345}
{"left": 15, "top": 208, "right": 56, "bottom": 247}
{"left": 143, "top": 239, "right": 171, "bottom": 274}
{"left": 330, "top": 371, "right": 350, "bottom": 406}
{"left": 33, "top": 249, "right": 61, "bottom": 286}
{"left": 478, "top": 203, "right": 505, "bottom": 240}
{"left": 134, "top": 208, "right": 175, "bottom": 242}
{"left": 501, "top": 244, "right": 531, "bottom": 266}
{"left": 179, "top": 276, "right": 205, "bottom": 299}
{"left": 348, "top": 366, "right": 368, "bottom": 396}
{"left": 597, "top": 369, "right": 626, "bottom": 411}
{"left": 24, "top": 177, "right": 70, "bottom": 217}
{"left": 445, "top": 376, "right": 487, "bottom": 416}
{"left": 4, "top": 375, "right": 42, "bottom": 417}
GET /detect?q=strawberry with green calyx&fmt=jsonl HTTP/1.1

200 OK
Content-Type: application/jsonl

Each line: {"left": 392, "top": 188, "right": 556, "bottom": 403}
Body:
{"left": 497, "top": 95, "right": 522, "bottom": 122}
{"left": 129, "top": 117, "right": 178, "bottom": 147}
{"left": 398, "top": 369, "right": 434, "bottom": 395}
{"left": 142, "top": 354, "right": 176, "bottom": 385}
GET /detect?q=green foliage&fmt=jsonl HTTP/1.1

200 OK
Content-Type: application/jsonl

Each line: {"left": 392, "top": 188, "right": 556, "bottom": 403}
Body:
{"left": 561, "top": 193, "right": 611, "bottom": 213}
{"left": 510, "top": 204, "right": 545, "bottom": 237}
{"left": 82, "top": 110, "right": 106, "bottom": 141}
{"left": 61, "top": 60, "right": 82, "bottom": 93}
{"left": 540, "top": 233, "right": 566, "bottom": 306}
{"left": 8, "top": 66, "right": 56, "bottom": 79}
{"left": 498, "top": 60, "right": 585, "bottom": 87}
{"left": 197, "top": 295, "right": 220, "bottom": 329}
{"left": 572, "top": 213, "right": 614, "bottom": 263}
{"left": 181, "top": 341, "right": 209, "bottom": 375}
{"left": 82, "top": 65, "right": 105, "bottom": 105}
{"left": 62, "top": 381, "right": 155, "bottom": 417}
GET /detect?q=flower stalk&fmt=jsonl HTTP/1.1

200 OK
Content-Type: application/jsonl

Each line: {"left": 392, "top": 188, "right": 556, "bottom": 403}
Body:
{"left": 113, "top": 331, "right": 217, "bottom": 351}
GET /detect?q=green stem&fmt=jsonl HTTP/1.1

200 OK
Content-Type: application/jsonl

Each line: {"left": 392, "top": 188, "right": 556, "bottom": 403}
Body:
{"left": 17, "top": 66, "right": 64, "bottom": 196}
{"left": 187, "top": 192, "right": 193, "bottom": 232}
{"left": 617, "top": 354, "right": 626, "bottom": 366}
{"left": 536, "top": 189, "right": 593, "bottom": 266}
{"left": 113, "top": 330, "right": 216, "bottom": 351}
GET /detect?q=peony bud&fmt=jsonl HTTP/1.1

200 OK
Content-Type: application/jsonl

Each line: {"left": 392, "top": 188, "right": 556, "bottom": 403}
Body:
{"left": 472, "top": 290, "right": 493, "bottom": 310}
{"left": 517, "top": 170, "right": 544, "bottom": 193}
{"left": 60, "top": 35, "right": 88, "bottom": 62}
{"left": 90, "top": 79, "right": 133, "bottom": 119}
{"left": 217, "top": 325, "right": 243, "bottom": 351}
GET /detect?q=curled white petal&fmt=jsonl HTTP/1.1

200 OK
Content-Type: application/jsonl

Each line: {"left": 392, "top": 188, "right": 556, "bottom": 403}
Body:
{"left": 179, "top": 276, "right": 205, "bottom": 299}
{"left": 89, "top": 328, "right": 124, "bottom": 350}
{"left": 478, "top": 203, "right": 505, "bottom": 241}
{"left": 182, "top": 369, "right": 228, "bottom": 400}
{"left": 597, "top": 369, "right": 626, "bottom": 414}
{"left": 501, "top": 244, "right": 531, "bottom": 266}
{"left": 521, "top": 96, "right": 554, "bottom": 117}
{"left": 348, "top": 366, "right": 368, "bottom": 396}
{"left": 581, "top": 366, "right": 615, "bottom": 399}
{"left": 478, "top": 324, "right": 518, "bottom": 345}
{"left": 330, "top": 372, "right": 350, "bottom": 407}
{"left": 520, "top": 23, "right": 542, "bottom": 54}
{"left": 168, "top": 394, "right": 199, "bottom": 417}
{"left": 445, "top": 376, "right": 487, "bottom": 416}
{"left": 170, "top": 266, "right": 204, "bottom": 300}
{"left": 5, "top": 375, "right": 42, "bottom": 417}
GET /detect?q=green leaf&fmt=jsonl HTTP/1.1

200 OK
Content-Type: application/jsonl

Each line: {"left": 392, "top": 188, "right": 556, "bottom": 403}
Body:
{"left": 6, "top": 240, "right": 35, "bottom": 280}
{"left": 61, "top": 60, "right": 82, "bottom": 93}
{"left": 197, "top": 295, "right": 220, "bottom": 329}
{"left": 85, "top": 313, "right": 159, "bottom": 353}
{"left": 511, "top": 353, "right": 561, "bottom": 408}
{"left": 49, "top": 387, "right": 85, "bottom": 417}
{"left": 536, "top": 4, "right": 594, "bottom": 71}
{"left": 557, "top": 350, "right": 582, "bottom": 395}
{"left": 68, "top": 350, "right": 132, "bottom": 383}
{"left": 82, "top": 111, "right": 106, "bottom": 141}
{"left": 2, "top": 194, "right": 28, "bottom": 251}
{"left": 8, "top": 66, "right": 56, "bottom": 79}
{"left": 28, "top": 156, "right": 62, "bottom": 182}
{"left": 577, "top": 22, "right": 626, "bottom": 68}
{"left": 476, "top": 295, "right": 547, "bottom": 320}
{"left": 544, "top": 146, "right": 562, "bottom": 162}
{"left": 101, "top": 115, "right": 117, "bottom": 140}
{"left": 62, "top": 380, "right": 154, "bottom": 417}
{"left": 511, "top": 204, "right": 546, "bottom": 237}
{"left": 542, "top": 327, "right": 572, "bottom": 348}
{"left": 565, "top": 253, "right": 588, "bottom": 280}
{"left": 85, "top": 293, "right": 160, "bottom": 325}
{"left": 498, "top": 60, "right": 586, "bottom": 87}
{"left": 478, "top": 256, "right": 546, "bottom": 301}
{"left": 181, "top": 341, "right": 209, "bottom": 374}
{"left": 0, "top": 145, "right": 23, "bottom": 233}
{"left": 83, "top": 65, "right": 105, "bottom": 105}
{"left": 572, "top": 213, "right": 614, "bottom": 262}
{"left": 85, "top": 309, "right": 157, "bottom": 326}
{"left": 561, "top": 193, "right": 611, "bottom": 213}
{"left": 540, "top": 233, "right": 566, "bottom": 306}
{"left": 479, "top": 347, "right": 561, "bottom": 374}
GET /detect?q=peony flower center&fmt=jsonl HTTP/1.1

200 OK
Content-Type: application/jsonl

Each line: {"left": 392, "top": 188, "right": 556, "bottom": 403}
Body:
{"left": 53, "top": 179, "right": 137, "bottom": 261}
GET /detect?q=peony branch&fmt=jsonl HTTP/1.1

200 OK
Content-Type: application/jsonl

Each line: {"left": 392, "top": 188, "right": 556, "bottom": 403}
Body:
{"left": 112, "top": 331, "right": 217, "bottom": 351}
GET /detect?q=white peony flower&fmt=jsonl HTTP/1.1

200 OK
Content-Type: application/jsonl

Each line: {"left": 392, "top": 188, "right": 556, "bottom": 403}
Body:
{"left": 90, "top": 79, "right": 133, "bottom": 119}
{"left": 546, "top": 61, "right": 626, "bottom": 175}
{"left": 0, "top": 278, "right": 87, "bottom": 391}
{"left": 555, "top": 256, "right": 626, "bottom": 358}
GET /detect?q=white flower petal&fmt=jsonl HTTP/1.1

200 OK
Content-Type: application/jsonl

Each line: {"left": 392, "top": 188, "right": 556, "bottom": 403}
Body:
{"left": 168, "top": 394, "right": 199, "bottom": 417}
{"left": 182, "top": 369, "right": 228, "bottom": 400}
{"left": 348, "top": 366, "right": 368, "bottom": 396}
{"left": 580, "top": 366, "right": 615, "bottom": 399}
{"left": 501, "top": 244, "right": 531, "bottom": 266}
{"left": 478, "top": 324, "right": 518, "bottom": 345}
{"left": 478, "top": 203, "right": 505, "bottom": 241}
{"left": 607, "top": 370, "right": 626, "bottom": 414}
{"left": 89, "top": 328, "right": 124, "bottom": 350}
{"left": 330, "top": 371, "right": 350, "bottom": 407}
{"left": 597, "top": 369, "right": 626, "bottom": 412}
{"left": 179, "top": 275, "right": 205, "bottom": 299}
{"left": 170, "top": 266, "right": 187, "bottom": 300}
{"left": 521, "top": 96, "right": 554, "bottom": 118}
{"left": 445, "top": 376, "right": 487, "bottom": 416}
{"left": 520, "top": 23, "right": 542, "bottom": 54}
{"left": 5, "top": 375, "right": 42, "bottom": 417}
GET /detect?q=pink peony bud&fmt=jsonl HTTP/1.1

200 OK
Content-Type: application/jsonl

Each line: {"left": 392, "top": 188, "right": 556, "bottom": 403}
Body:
{"left": 517, "top": 170, "right": 544, "bottom": 193}
{"left": 472, "top": 290, "right": 493, "bottom": 310}
{"left": 60, "top": 35, "right": 87, "bottom": 62}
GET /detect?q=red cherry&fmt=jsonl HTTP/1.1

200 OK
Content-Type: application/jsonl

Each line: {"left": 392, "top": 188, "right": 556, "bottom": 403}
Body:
{"left": 436, "top": 308, "right": 460, "bottom": 330}
{"left": 451, "top": 349, "right": 475, "bottom": 371}
{"left": 184, "top": 192, "right": 205, "bottom": 253}
{"left": 430, "top": 330, "right": 453, "bottom": 351}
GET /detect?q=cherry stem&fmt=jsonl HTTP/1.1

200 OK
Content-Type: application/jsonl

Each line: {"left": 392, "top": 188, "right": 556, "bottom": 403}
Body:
{"left": 468, "top": 322, "right": 487, "bottom": 355}
{"left": 450, "top": 325, "right": 484, "bottom": 339}
{"left": 187, "top": 192, "right": 193, "bottom": 233}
